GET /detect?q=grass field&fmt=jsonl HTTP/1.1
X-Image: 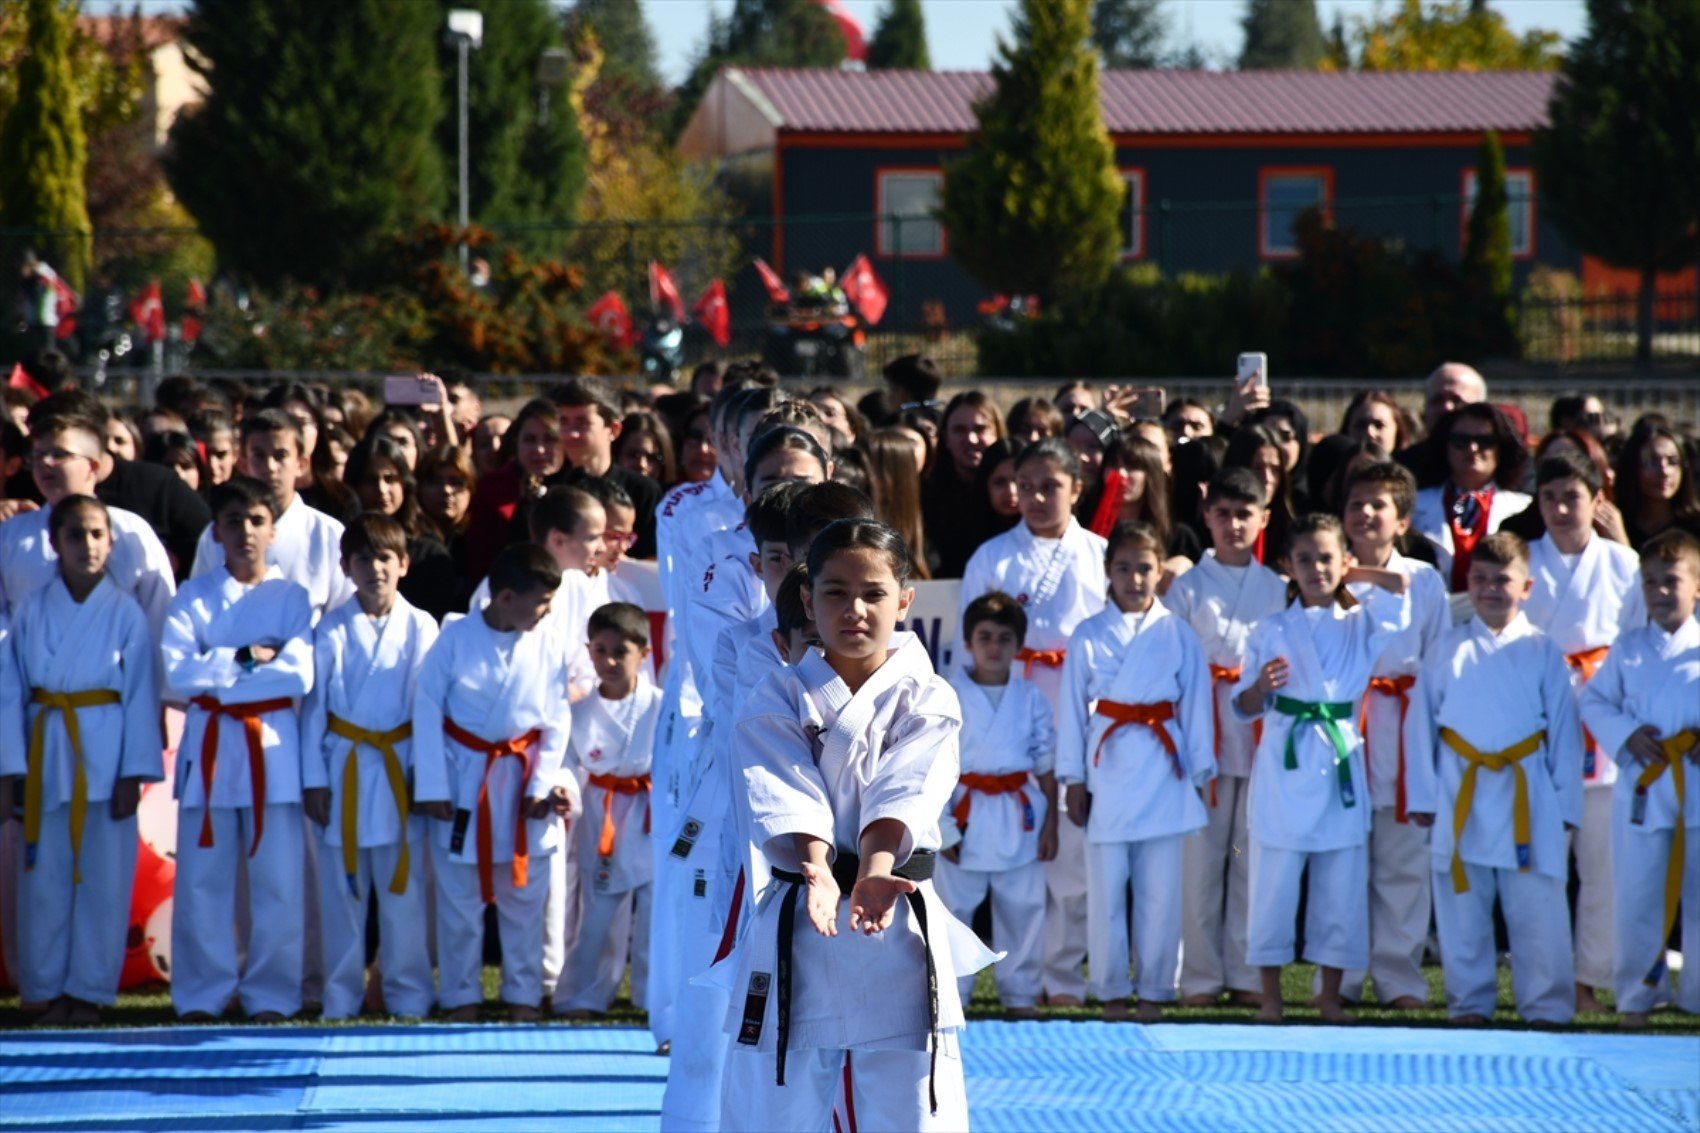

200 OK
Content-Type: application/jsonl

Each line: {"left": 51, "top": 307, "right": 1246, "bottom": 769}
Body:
{"left": 5, "top": 963, "right": 1698, "bottom": 1035}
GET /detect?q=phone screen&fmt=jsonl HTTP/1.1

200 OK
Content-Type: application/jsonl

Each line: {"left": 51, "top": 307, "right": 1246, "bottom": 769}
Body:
{"left": 1236, "top": 352, "right": 1268, "bottom": 391}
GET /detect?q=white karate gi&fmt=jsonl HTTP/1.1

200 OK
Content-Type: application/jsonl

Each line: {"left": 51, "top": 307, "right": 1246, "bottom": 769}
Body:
{"left": 714, "top": 634, "right": 993, "bottom": 1132}
{"left": 0, "top": 501, "right": 175, "bottom": 640}
{"left": 1408, "top": 612, "right": 1584, "bottom": 1023}
{"left": 1411, "top": 484, "right": 1532, "bottom": 593}
{"left": 1525, "top": 532, "right": 1645, "bottom": 990}
{"left": 412, "top": 613, "right": 577, "bottom": 1010}
{"left": 3, "top": 578, "right": 161, "bottom": 1005}
{"left": 1058, "top": 601, "right": 1214, "bottom": 1003}
{"left": 191, "top": 496, "right": 352, "bottom": 620}
{"left": 1162, "top": 552, "right": 1287, "bottom": 999}
{"left": 1235, "top": 587, "right": 1410, "bottom": 972}
{"left": 935, "top": 669, "right": 1054, "bottom": 1008}
{"left": 162, "top": 568, "right": 315, "bottom": 1017}
{"left": 960, "top": 518, "right": 1106, "bottom": 1000}
{"left": 1340, "top": 552, "right": 1449, "bottom": 1005}
{"left": 1580, "top": 616, "right": 1700, "bottom": 1015}
{"left": 559, "top": 683, "right": 660, "bottom": 1013}
{"left": 300, "top": 594, "right": 438, "bottom": 1019}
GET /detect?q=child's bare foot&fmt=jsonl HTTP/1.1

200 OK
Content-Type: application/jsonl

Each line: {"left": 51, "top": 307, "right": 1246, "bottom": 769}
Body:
{"left": 1618, "top": 1011, "right": 1649, "bottom": 1030}
{"left": 1133, "top": 1000, "right": 1162, "bottom": 1022}
{"left": 65, "top": 999, "right": 102, "bottom": 1026}
{"left": 179, "top": 1010, "right": 217, "bottom": 1024}
{"left": 1045, "top": 993, "right": 1083, "bottom": 1008}
{"left": 1253, "top": 1002, "right": 1283, "bottom": 1024}
{"left": 507, "top": 1004, "right": 541, "bottom": 1022}
{"left": 1575, "top": 985, "right": 1606, "bottom": 1013}
{"left": 558, "top": 1008, "right": 593, "bottom": 1021}
{"left": 1448, "top": 1013, "right": 1487, "bottom": 1027}
{"left": 1388, "top": 995, "right": 1428, "bottom": 1010}
{"left": 1179, "top": 992, "right": 1219, "bottom": 1007}
{"left": 445, "top": 1004, "right": 480, "bottom": 1023}
{"left": 248, "top": 1011, "right": 286, "bottom": 1024}
{"left": 1102, "top": 998, "right": 1130, "bottom": 1022}
{"left": 1316, "top": 997, "right": 1354, "bottom": 1024}
{"left": 1004, "top": 1005, "right": 1038, "bottom": 1020}
{"left": 1229, "top": 990, "right": 1264, "bottom": 1008}
{"left": 35, "top": 998, "right": 71, "bottom": 1027}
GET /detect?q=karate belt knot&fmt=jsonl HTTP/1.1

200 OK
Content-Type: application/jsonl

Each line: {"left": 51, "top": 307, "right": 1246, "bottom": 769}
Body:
{"left": 1274, "top": 696, "right": 1357, "bottom": 809}
{"left": 952, "top": 772, "right": 1034, "bottom": 833}
{"left": 326, "top": 715, "right": 413, "bottom": 897}
{"left": 587, "top": 772, "right": 651, "bottom": 857}
{"left": 443, "top": 718, "right": 542, "bottom": 906}
{"left": 1635, "top": 728, "right": 1696, "bottom": 987}
{"left": 1015, "top": 647, "right": 1065, "bottom": 679}
{"left": 24, "top": 687, "right": 121, "bottom": 883}
{"left": 766, "top": 851, "right": 941, "bottom": 1115}
{"left": 1092, "top": 699, "right": 1180, "bottom": 777}
{"left": 189, "top": 694, "right": 295, "bottom": 856}
{"left": 1565, "top": 646, "right": 1612, "bottom": 777}
{"left": 1441, "top": 726, "right": 1545, "bottom": 895}
{"left": 1361, "top": 674, "right": 1418, "bottom": 822}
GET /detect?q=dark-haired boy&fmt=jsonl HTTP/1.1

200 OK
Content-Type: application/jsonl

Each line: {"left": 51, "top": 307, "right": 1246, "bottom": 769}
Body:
{"left": 413, "top": 543, "right": 578, "bottom": 1021}
{"left": 1525, "top": 450, "right": 1644, "bottom": 1013}
{"left": 937, "top": 591, "right": 1056, "bottom": 1017}
{"left": 301, "top": 513, "right": 439, "bottom": 1019}
{"left": 162, "top": 477, "right": 316, "bottom": 1021}
{"left": 545, "top": 379, "right": 660, "bottom": 559}
{"left": 1163, "top": 467, "right": 1287, "bottom": 1006}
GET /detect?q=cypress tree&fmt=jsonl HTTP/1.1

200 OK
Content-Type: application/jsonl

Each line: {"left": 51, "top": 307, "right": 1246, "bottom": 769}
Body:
{"left": 1239, "top": 0, "right": 1327, "bottom": 69}
{"left": 166, "top": 0, "right": 445, "bottom": 288}
{"left": 937, "top": 0, "right": 1122, "bottom": 306}
{"left": 1092, "top": 0, "right": 1166, "bottom": 69}
{"left": 1462, "top": 129, "right": 1513, "bottom": 324}
{"left": 0, "top": 0, "right": 91, "bottom": 291}
{"left": 867, "top": 0, "right": 931, "bottom": 69}
{"left": 1535, "top": 0, "right": 1700, "bottom": 370}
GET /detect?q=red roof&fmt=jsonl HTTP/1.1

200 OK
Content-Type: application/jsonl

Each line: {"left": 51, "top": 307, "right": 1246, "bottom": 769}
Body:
{"left": 731, "top": 68, "right": 1557, "bottom": 136}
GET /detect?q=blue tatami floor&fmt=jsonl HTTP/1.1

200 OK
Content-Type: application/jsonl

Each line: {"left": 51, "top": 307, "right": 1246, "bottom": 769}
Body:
{"left": 2, "top": 1021, "right": 1696, "bottom": 1132}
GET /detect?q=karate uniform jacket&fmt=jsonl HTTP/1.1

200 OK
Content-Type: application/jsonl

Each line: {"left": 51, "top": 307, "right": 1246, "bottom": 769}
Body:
{"left": 571, "top": 682, "right": 662, "bottom": 893}
{"left": 0, "top": 502, "right": 175, "bottom": 642}
{"left": 301, "top": 593, "right": 439, "bottom": 850}
{"left": 191, "top": 496, "right": 353, "bottom": 619}
{"left": 944, "top": 669, "right": 1055, "bottom": 869}
{"left": 162, "top": 568, "right": 314, "bottom": 809}
{"left": 1580, "top": 616, "right": 1700, "bottom": 834}
{"left": 1162, "top": 551, "right": 1289, "bottom": 780}
{"left": 1407, "top": 613, "right": 1585, "bottom": 879}
{"left": 1234, "top": 587, "right": 1410, "bottom": 852}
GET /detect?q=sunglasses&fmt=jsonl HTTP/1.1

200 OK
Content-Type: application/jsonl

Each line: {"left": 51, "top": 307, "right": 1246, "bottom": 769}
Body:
{"left": 1448, "top": 434, "right": 1494, "bottom": 451}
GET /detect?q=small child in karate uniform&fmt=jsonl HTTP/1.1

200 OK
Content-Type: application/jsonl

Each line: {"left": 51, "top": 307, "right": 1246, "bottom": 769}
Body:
{"left": 1234, "top": 513, "right": 1411, "bottom": 1024}
{"left": 558, "top": 602, "right": 661, "bottom": 1016}
{"left": 1, "top": 496, "right": 161, "bottom": 1025}
{"left": 1407, "top": 530, "right": 1583, "bottom": 1024}
{"left": 300, "top": 513, "right": 438, "bottom": 1019}
{"left": 162, "top": 477, "right": 316, "bottom": 1021}
{"left": 937, "top": 590, "right": 1058, "bottom": 1017}
{"left": 1580, "top": 530, "right": 1700, "bottom": 1027}
{"left": 1060, "top": 522, "right": 1215, "bottom": 1020}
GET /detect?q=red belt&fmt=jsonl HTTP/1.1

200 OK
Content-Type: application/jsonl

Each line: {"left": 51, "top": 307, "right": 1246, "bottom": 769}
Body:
{"left": 189, "top": 695, "right": 294, "bottom": 856}
{"left": 1015, "top": 647, "right": 1066, "bottom": 679}
{"left": 1361, "top": 674, "right": 1417, "bottom": 822}
{"left": 443, "top": 717, "right": 541, "bottom": 905}
{"left": 1093, "top": 699, "right": 1180, "bottom": 777}
{"left": 951, "top": 772, "right": 1034, "bottom": 833}
{"left": 587, "top": 772, "right": 651, "bottom": 857}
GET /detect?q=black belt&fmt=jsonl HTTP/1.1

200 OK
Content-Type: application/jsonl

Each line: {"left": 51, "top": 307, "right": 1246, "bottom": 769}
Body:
{"left": 764, "top": 850, "right": 940, "bottom": 1114}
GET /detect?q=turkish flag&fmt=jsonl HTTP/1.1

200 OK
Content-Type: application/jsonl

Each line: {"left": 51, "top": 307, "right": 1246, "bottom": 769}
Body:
{"left": 841, "top": 254, "right": 888, "bottom": 326}
{"left": 586, "top": 289, "right": 636, "bottom": 348}
{"left": 183, "top": 278, "right": 207, "bottom": 345}
{"left": 753, "top": 257, "right": 790, "bottom": 305}
{"left": 692, "top": 279, "right": 731, "bottom": 347}
{"left": 51, "top": 275, "right": 78, "bottom": 340}
{"left": 649, "top": 261, "right": 685, "bottom": 322}
{"left": 129, "top": 280, "right": 166, "bottom": 343}
{"left": 8, "top": 362, "right": 51, "bottom": 399}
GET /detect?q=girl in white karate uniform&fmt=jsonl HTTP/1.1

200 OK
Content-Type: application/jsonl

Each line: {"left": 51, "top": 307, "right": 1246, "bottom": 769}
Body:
{"left": 960, "top": 437, "right": 1106, "bottom": 1005}
{"left": 1523, "top": 450, "right": 1645, "bottom": 1013}
{"left": 938, "top": 591, "right": 1058, "bottom": 1015}
{"left": 1233, "top": 513, "right": 1410, "bottom": 1023}
{"left": 1, "top": 497, "right": 162, "bottom": 1025}
{"left": 300, "top": 515, "right": 439, "bottom": 1020}
{"left": 717, "top": 519, "right": 994, "bottom": 1132}
{"left": 1059, "top": 522, "right": 1215, "bottom": 1020}
{"left": 1579, "top": 531, "right": 1700, "bottom": 1026}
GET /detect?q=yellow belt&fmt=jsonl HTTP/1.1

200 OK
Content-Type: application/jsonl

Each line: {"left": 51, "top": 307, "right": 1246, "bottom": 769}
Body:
{"left": 25, "top": 688, "right": 122, "bottom": 884}
{"left": 1441, "top": 726, "right": 1545, "bottom": 894}
{"left": 326, "top": 715, "right": 414, "bottom": 896}
{"left": 1635, "top": 729, "right": 1697, "bottom": 986}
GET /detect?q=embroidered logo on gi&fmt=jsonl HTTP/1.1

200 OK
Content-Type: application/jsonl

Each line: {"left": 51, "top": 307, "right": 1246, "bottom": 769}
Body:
{"left": 738, "top": 972, "right": 771, "bottom": 1045}
{"left": 1016, "top": 592, "right": 1029, "bottom": 605}
{"left": 670, "top": 818, "right": 702, "bottom": 859}
{"left": 702, "top": 563, "right": 716, "bottom": 590}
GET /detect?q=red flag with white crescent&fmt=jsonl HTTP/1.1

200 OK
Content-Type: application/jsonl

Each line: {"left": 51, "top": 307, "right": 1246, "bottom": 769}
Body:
{"left": 841, "top": 254, "right": 888, "bottom": 326}
{"left": 752, "top": 258, "right": 790, "bottom": 305}
{"left": 586, "top": 289, "right": 637, "bottom": 348}
{"left": 692, "top": 279, "right": 731, "bottom": 347}
{"left": 129, "top": 280, "right": 166, "bottom": 343}
{"left": 649, "top": 261, "right": 685, "bottom": 322}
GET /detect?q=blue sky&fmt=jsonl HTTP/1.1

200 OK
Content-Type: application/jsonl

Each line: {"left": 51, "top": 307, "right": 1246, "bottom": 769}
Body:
{"left": 641, "top": 0, "right": 1588, "bottom": 83}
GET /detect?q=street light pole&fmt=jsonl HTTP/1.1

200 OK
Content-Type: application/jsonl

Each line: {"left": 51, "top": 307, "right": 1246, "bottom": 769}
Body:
{"left": 446, "top": 10, "right": 484, "bottom": 273}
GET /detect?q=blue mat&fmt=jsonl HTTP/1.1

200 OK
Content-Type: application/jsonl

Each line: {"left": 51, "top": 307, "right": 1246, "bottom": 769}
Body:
{"left": 3, "top": 1021, "right": 1695, "bottom": 1131}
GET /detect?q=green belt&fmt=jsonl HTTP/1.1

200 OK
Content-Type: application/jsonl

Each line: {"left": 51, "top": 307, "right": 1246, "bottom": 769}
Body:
{"left": 1274, "top": 695, "right": 1357, "bottom": 809}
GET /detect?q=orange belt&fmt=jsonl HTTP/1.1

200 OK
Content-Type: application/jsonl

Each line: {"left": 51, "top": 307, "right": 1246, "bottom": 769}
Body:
{"left": 1016, "top": 647, "right": 1066, "bottom": 679}
{"left": 587, "top": 772, "right": 651, "bottom": 858}
{"left": 1207, "top": 664, "right": 1244, "bottom": 808}
{"left": 1361, "top": 674, "right": 1418, "bottom": 823}
{"left": 1093, "top": 699, "right": 1180, "bottom": 777}
{"left": 189, "top": 695, "right": 294, "bottom": 856}
{"left": 443, "top": 717, "right": 542, "bottom": 906}
{"left": 951, "top": 772, "right": 1034, "bottom": 833}
{"left": 1566, "top": 646, "right": 1612, "bottom": 776}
